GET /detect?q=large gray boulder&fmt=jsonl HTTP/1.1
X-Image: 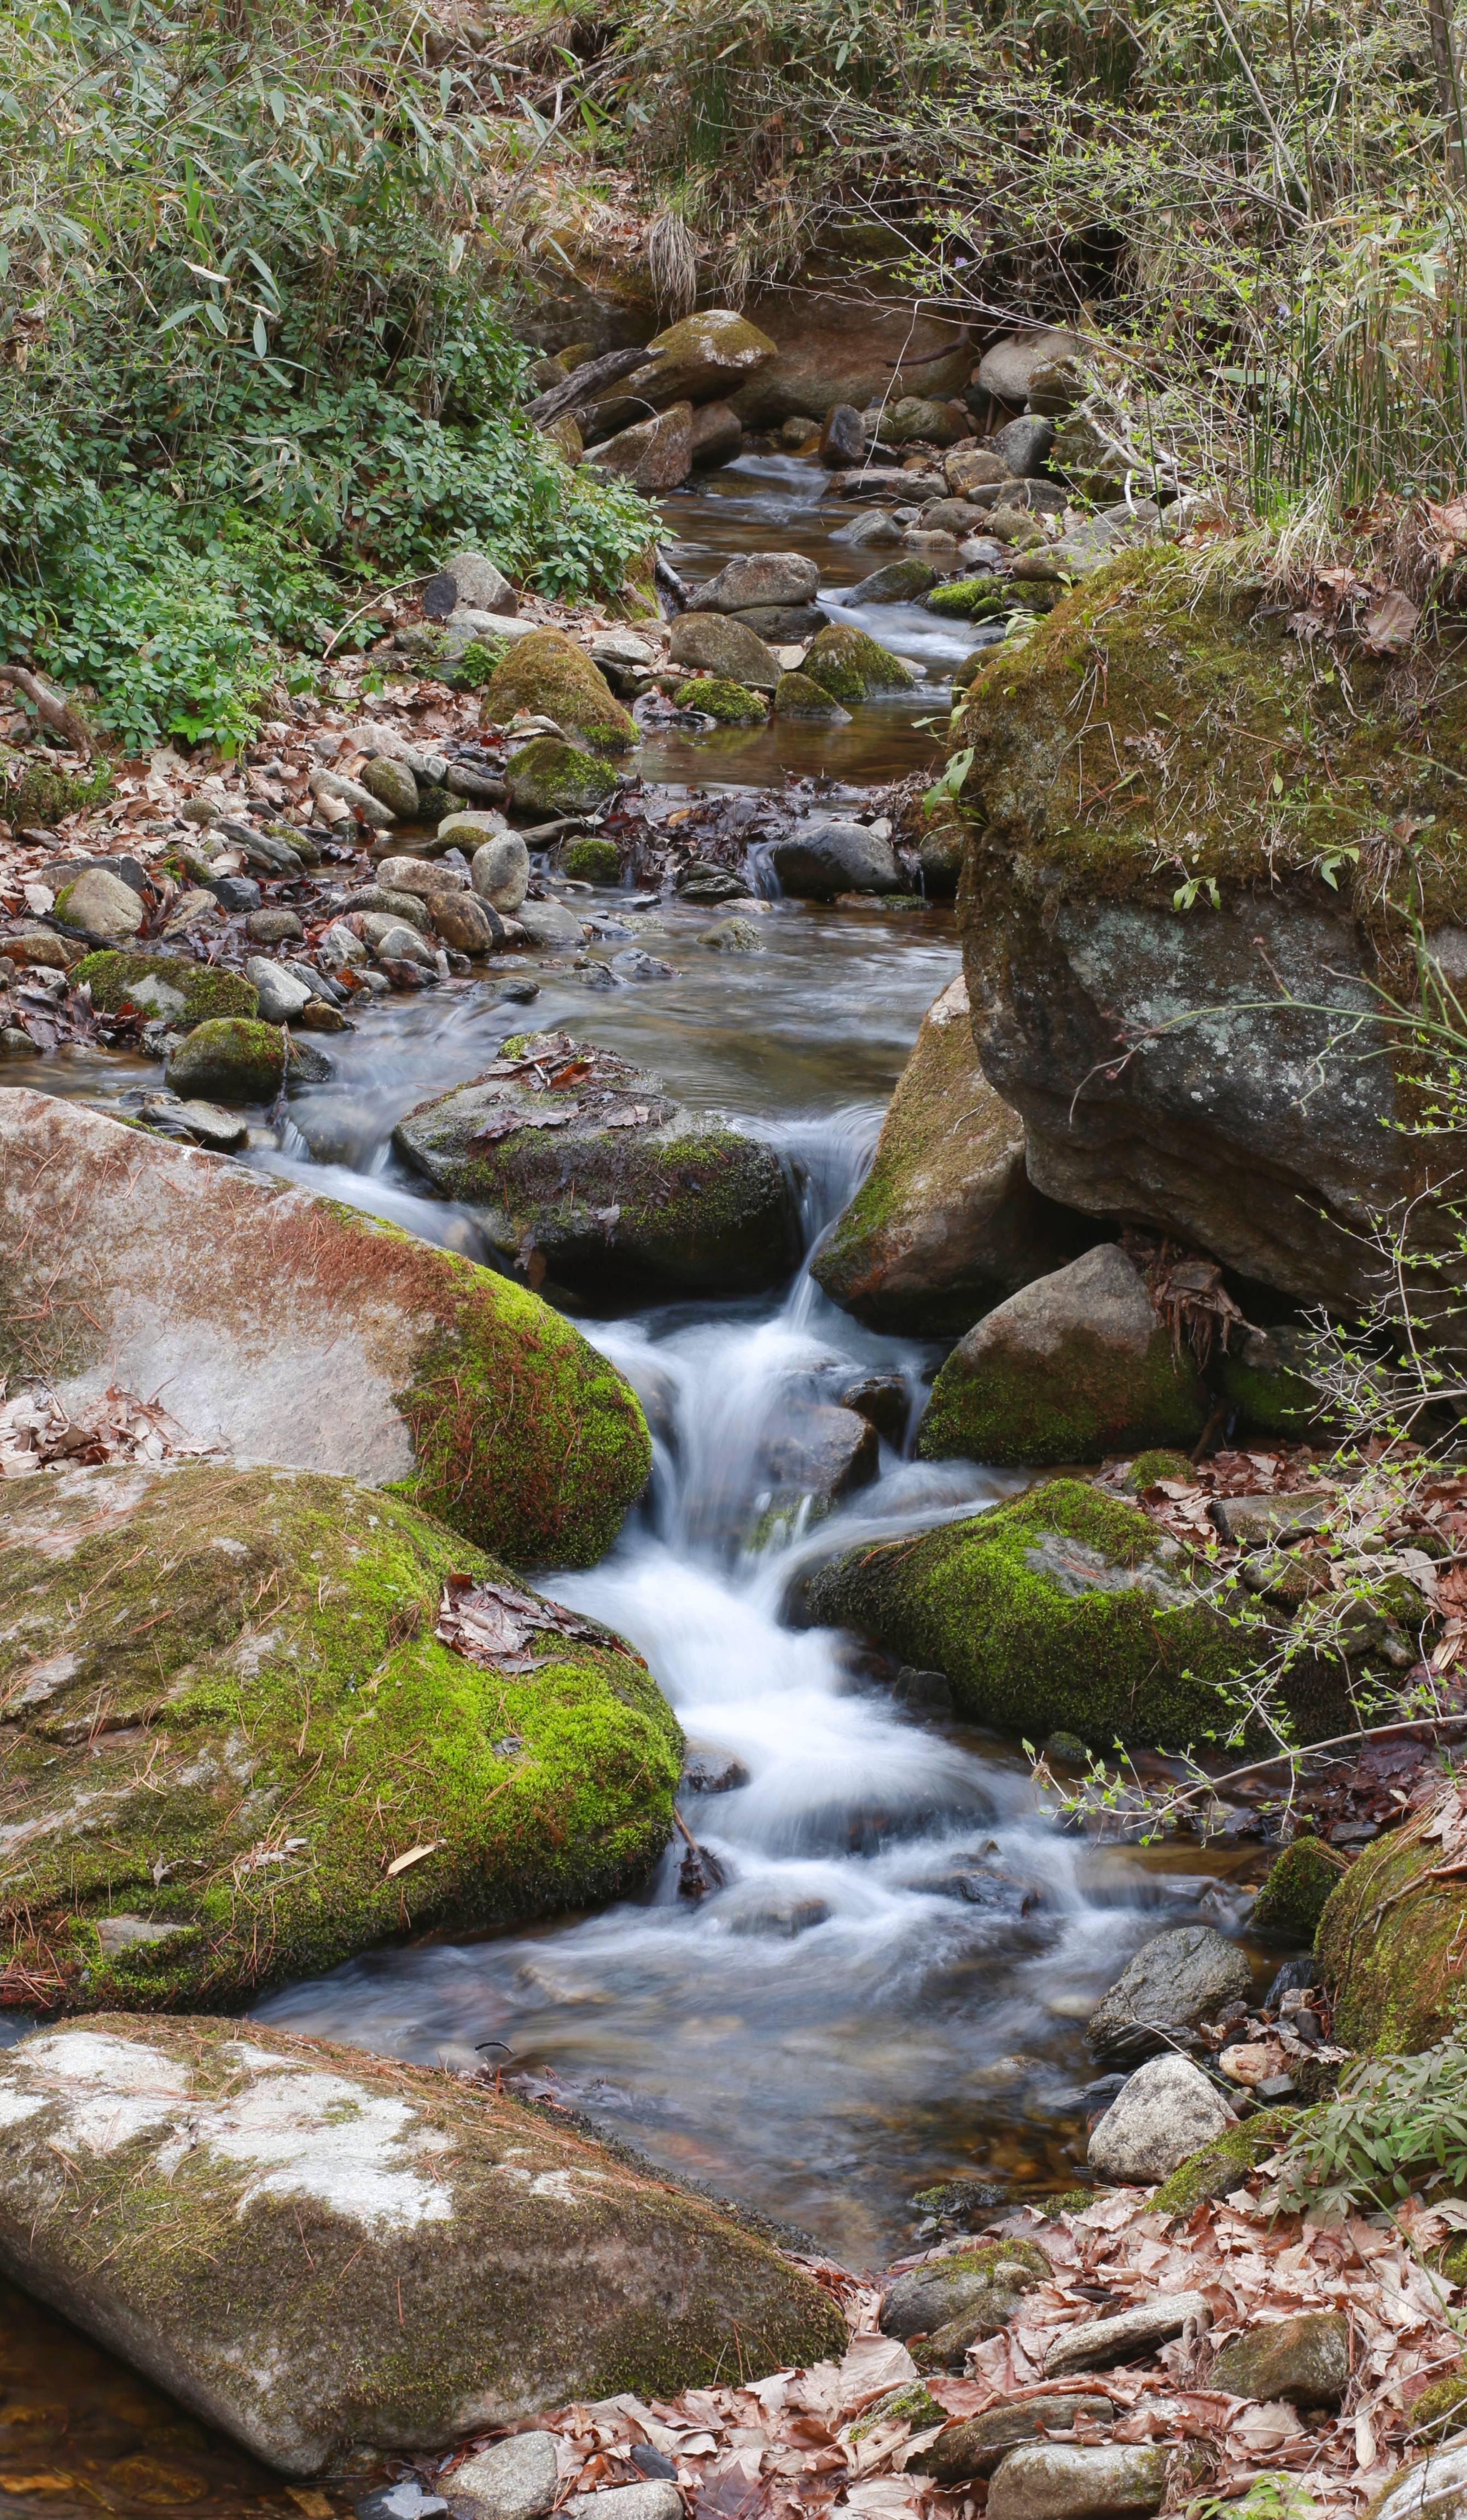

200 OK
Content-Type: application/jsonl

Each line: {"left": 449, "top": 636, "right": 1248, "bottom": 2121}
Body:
{"left": 0, "top": 2017, "right": 843, "bottom": 2473}
{"left": 667, "top": 613, "right": 782, "bottom": 691}
{"left": 393, "top": 1029, "right": 800, "bottom": 1297}
{"left": 688, "top": 552, "right": 819, "bottom": 614}
{"left": 813, "top": 975, "right": 1088, "bottom": 1334}
{"left": 916, "top": 1244, "right": 1208, "bottom": 1465}
{"left": 975, "top": 328, "right": 1088, "bottom": 406}
{"left": 1087, "top": 2055, "right": 1235, "bottom": 2184}
{"left": 769, "top": 820, "right": 899, "bottom": 899}
{"left": 1087, "top": 1924, "right": 1251, "bottom": 2064}
{"left": 0, "top": 1090, "right": 649, "bottom": 1570}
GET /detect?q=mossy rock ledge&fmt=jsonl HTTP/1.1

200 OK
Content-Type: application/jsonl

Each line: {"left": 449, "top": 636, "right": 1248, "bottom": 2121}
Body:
{"left": 811, "top": 973, "right": 1088, "bottom": 1337}
{"left": 1315, "top": 1810, "right": 1467, "bottom": 2051}
{"left": 393, "top": 1029, "right": 800, "bottom": 1297}
{"left": 802, "top": 1479, "right": 1355, "bottom": 1750}
{"left": 1, "top": 1090, "right": 650, "bottom": 1569}
{"left": 0, "top": 1461, "right": 680, "bottom": 2012}
{"left": 0, "top": 2015, "right": 844, "bottom": 2472}
{"left": 953, "top": 545, "right": 1467, "bottom": 1312}
{"left": 76, "top": 949, "right": 258, "bottom": 1026}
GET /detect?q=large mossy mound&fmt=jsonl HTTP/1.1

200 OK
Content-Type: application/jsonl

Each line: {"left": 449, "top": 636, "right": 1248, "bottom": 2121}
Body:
{"left": 1315, "top": 1814, "right": 1467, "bottom": 2051}
{"left": 953, "top": 545, "right": 1467, "bottom": 928}
{"left": 803, "top": 1478, "right": 1354, "bottom": 1750}
{"left": 0, "top": 1462, "right": 682, "bottom": 2013}
{"left": 76, "top": 950, "right": 257, "bottom": 1025}
{"left": 481, "top": 628, "right": 636, "bottom": 753}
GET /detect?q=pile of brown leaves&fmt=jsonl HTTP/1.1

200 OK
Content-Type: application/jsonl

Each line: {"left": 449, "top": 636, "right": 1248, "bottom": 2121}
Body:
{"left": 435, "top": 1574, "right": 605, "bottom": 1674}
{"left": 429, "top": 2176, "right": 1463, "bottom": 2520}
{"left": 0, "top": 1381, "right": 209, "bottom": 1480}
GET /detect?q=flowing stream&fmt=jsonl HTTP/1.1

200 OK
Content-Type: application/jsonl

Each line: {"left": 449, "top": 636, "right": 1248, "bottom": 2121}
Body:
{"left": 0, "top": 450, "right": 1271, "bottom": 2510}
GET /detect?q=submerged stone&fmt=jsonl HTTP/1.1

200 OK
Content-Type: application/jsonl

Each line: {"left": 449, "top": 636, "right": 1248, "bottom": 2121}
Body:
{"left": 0, "top": 2015, "right": 843, "bottom": 2471}
{"left": 0, "top": 1462, "right": 679, "bottom": 2011}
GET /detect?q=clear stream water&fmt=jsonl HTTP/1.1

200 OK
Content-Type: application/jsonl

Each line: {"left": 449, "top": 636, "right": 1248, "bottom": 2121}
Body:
{"left": 0, "top": 451, "right": 1271, "bottom": 2515}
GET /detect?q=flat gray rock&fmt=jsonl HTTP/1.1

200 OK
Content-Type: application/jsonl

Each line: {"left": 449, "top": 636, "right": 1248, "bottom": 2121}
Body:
{"left": 1044, "top": 2290, "right": 1212, "bottom": 2379}
{"left": 986, "top": 2443, "right": 1168, "bottom": 2520}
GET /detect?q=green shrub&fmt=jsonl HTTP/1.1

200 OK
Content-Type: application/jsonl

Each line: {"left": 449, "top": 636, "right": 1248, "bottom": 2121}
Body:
{"left": 1272, "top": 2046, "right": 1467, "bottom": 2219}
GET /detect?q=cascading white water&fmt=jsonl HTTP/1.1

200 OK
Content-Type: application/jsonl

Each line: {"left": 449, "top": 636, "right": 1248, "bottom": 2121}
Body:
{"left": 258, "top": 1107, "right": 1247, "bottom": 2261}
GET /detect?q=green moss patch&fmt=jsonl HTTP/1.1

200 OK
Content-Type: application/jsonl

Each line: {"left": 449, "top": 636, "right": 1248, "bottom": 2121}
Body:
{"left": 0, "top": 1462, "right": 680, "bottom": 2013}
{"left": 482, "top": 628, "right": 636, "bottom": 753}
{"left": 562, "top": 836, "right": 621, "bottom": 881}
{"left": 925, "top": 580, "right": 1008, "bottom": 620}
{"left": 673, "top": 674, "right": 767, "bottom": 723}
{"left": 75, "top": 950, "right": 257, "bottom": 1025}
{"left": 1316, "top": 1815, "right": 1467, "bottom": 2052}
{"left": 0, "top": 755, "right": 114, "bottom": 827}
{"left": 505, "top": 737, "right": 619, "bottom": 817}
{"left": 802, "top": 620, "right": 916, "bottom": 704}
{"left": 1149, "top": 2109, "right": 1296, "bottom": 2216}
{"left": 804, "top": 1477, "right": 1354, "bottom": 1750}
{"left": 1251, "top": 1836, "right": 1347, "bottom": 1944}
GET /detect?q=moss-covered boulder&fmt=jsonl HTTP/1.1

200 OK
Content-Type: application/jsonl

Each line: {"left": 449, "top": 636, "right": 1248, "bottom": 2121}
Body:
{"left": 1315, "top": 1808, "right": 1467, "bottom": 2051}
{"left": 674, "top": 675, "right": 767, "bottom": 724}
{"left": 75, "top": 950, "right": 258, "bottom": 1025}
{"left": 812, "top": 973, "right": 1088, "bottom": 1335}
{"left": 952, "top": 546, "right": 1467, "bottom": 1313}
{"left": 1208, "top": 2312, "right": 1349, "bottom": 2408}
{"left": 667, "top": 612, "right": 782, "bottom": 691}
{"left": 165, "top": 1016, "right": 309, "bottom": 1104}
{"left": 505, "top": 737, "right": 620, "bottom": 817}
{"left": 562, "top": 836, "right": 621, "bottom": 881}
{"left": 849, "top": 558, "right": 940, "bottom": 604}
{"left": 1250, "top": 1836, "right": 1347, "bottom": 1944}
{"left": 393, "top": 1031, "right": 800, "bottom": 1298}
{"left": 1149, "top": 2109, "right": 1295, "bottom": 2217}
{"left": 481, "top": 629, "right": 636, "bottom": 753}
{"left": 0, "top": 2014, "right": 844, "bottom": 2472}
{"left": 1, "top": 1090, "right": 649, "bottom": 1569}
{"left": 801, "top": 621, "right": 916, "bottom": 703}
{"left": 587, "top": 310, "right": 777, "bottom": 435}
{"left": 925, "top": 579, "right": 1009, "bottom": 620}
{"left": 803, "top": 1478, "right": 1354, "bottom": 1750}
{"left": 917, "top": 1244, "right": 1208, "bottom": 1465}
{"left": 773, "top": 670, "right": 851, "bottom": 722}
{"left": 0, "top": 1461, "right": 680, "bottom": 2012}
{"left": 1215, "top": 1322, "right": 1334, "bottom": 1438}
{"left": 912, "top": 2395, "right": 1116, "bottom": 2483}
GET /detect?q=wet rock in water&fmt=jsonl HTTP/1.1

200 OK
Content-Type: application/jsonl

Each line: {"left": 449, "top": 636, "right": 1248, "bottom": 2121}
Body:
{"left": 892, "top": 1665, "right": 952, "bottom": 1715}
{"left": 813, "top": 975, "right": 1088, "bottom": 1336}
{"left": 819, "top": 404, "right": 865, "bottom": 466}
{"left": 917, "top": 1245, "right": 1208, "bottom": 1466}
{"left": 482, "top": 630, "right": 637, "bottom": 753}
{"left": 681, "top": 1743, "right": 752, "bottom": 1794}
{"left": 360, "top": 754, "right": 420, "bottom": 819}
{"left": 993, "top": 414, "right": 1057, "bottom": 476}
{"left": 803, "top": 1478, "right": 1350, "bottom": 1752}
{"left": 688, "top": 551, "right": 820, "bottom": 614}
{"left": 54, "top": 865, "right": 145, "bottom": 940}
{"left": 699, "top": 917, "right": 763, "bottom": 951}
{"left": 392, "top": 1029, "right": 799, "bottom": 1297}
{"left": 165, "top": 1016, "right": 323, "bottom": 1103}
{"left": 0, "top": 2015, "right": 841, "bottom": 2471}
{"left": 586, "top": 401, "right": 694, "bottom": 491}
{"left": 830, "top": 508, "right": 905, "bottom": 548}
{"left": 679, "top": 873, "right": 749, "bottom": 905}
{"left": 673, "top": 674, "right": 767, "bottom": 724}
{"left": 0, "top": 1463, "right": 678, "bottom": 2011}
{"left": 1087, "top": 1924, "right": 1251, "bottom": 2064}
{"left": 770, "top": 819, "right": 898, "bottom": 897}
{"left": 450, "top": 2431, "right": 559, "bottom": 2519}
{"left": 801, "top": 620, "right": 915, "bottom": 702}
{"left": 986, "top": 2443, "right": 1170, "bottom": 2520}
{"left": 880, "top": 2236, "right": 1050, "bottom": 2348}
{"left": 841, "top": 1370, "right": 909, "bottom": 1443}
{"left": 507, "top": 740, "right": 620, "bottom": 818}
{"left": 245, "top": 956, "right": 313, "bottom": 1025}
{"left": 517, "top": 898, "right": 586, "bottom": 947}
{"left": 147, "top": 1096, "right": 251, "bottom": 1151}
{"left": 74, "top": 950, "right": 258, "bottom": 1026}
{"left": 882, "top": 395, "right": 965, "bottom": 446}
{"left": 1208, "top": 2311, "right": 1349, "bottom": 2408}
{"left": 1044, "top": 2292, "right": 1212, "bottom": 2379}
{"left": 773, "top": 671, "right": 851, "bottom": 724}
{"left": 430, "top": 891, "right": 502, "bottom": 956}
{"left": 726, "top": 1892, "right": 833, "bottom": 1938}
{"left": 690, "top": 400, "right": 744, "bottom": 468}
{"left": 0, "top": 1091, "right": 650, "bottom": 1570}
{"left": 913, "top": 2396, "right": 1116, "bottom": 2482}
{"left": 1087, "top": 2053, "right": 1235, "bottom": 2182}
{"left": 759, "top": 1400, "right": 879, "bottom": 1503}
{"left": 848, "top": 558, "right": 939, "bottom": 604}
{"left": 465, "top": 830, "right": 531, "bottom": 912}
{"left": 945, "top": 447, "right": 1014, "bottom": 495}
{"left": 730, "top": 603, "right": 830, "bottom": 644}
{"left": 667, "top": 612, "right": 782, "bottom": 691}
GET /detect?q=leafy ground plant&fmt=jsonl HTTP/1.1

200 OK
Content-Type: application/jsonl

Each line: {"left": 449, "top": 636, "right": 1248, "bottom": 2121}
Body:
{"left": 1273, "top": 2045, "right": 1467, "bottom": 2219}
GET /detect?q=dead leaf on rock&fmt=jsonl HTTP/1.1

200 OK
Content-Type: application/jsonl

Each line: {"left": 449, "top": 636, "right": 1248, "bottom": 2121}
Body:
{"left": 436, "top": 1574, "right": 601, "bottom": 1674}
